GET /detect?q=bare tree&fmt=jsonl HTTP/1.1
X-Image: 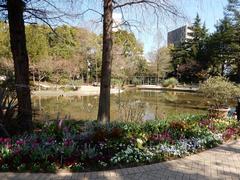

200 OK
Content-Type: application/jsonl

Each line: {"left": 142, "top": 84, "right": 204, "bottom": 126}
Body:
{"left": 97, "top": 0, "right": 113, "bottom": 122}
{"left": 97, "top": 0, "right": 182, "bottom": 123}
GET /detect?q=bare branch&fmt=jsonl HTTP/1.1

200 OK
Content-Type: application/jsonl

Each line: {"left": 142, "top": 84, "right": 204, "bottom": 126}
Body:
{"left": 78, "top": 8, "right": 103, "bottom": 17}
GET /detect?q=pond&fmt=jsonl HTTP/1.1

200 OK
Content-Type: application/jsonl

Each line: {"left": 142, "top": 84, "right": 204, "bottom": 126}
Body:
{"left": 32, "top": 89, "right": 209, "bottom": 121}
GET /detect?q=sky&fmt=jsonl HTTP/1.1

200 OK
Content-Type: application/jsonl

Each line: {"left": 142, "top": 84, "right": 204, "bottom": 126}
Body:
{"left": 137, "top": 0, "right": 229, "bottom": 54}
{"left": 50, "top": 0, "right": 229, "bottom": 55}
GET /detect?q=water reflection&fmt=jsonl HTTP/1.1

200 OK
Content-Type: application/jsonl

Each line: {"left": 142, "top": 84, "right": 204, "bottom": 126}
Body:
{"left": 32, "top": 90, "right": 208, "bottom": 121}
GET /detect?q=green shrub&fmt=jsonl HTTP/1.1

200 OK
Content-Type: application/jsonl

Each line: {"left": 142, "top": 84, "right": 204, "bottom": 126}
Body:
{"left": 31, "top": 163, "right": 41, "bottom": 172}
{"left": 199, "top": 76, "right": 240, "bottom": 108}
{"left": 111, "top": 78, "right": 123, "bottom": 87}
{"left": 162, "top": 77, "right": 178, "bottom": 88}
{"left": 70, "top": 163, "right": 84, "bottom": 172}
{"left": 132, "top": 77, "right": 142, "bottom": 85}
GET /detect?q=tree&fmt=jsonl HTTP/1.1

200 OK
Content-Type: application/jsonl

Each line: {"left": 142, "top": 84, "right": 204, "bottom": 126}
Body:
{"left": 0, "top": 0, "right": 68, "bottom": 132}
{"left": 111, "top": 30, "right": 144, "bottom": 84}
{"left": 97, "top": 0, "right": 113, "bottom": 122}
{"left": 225, "top": 0, "right": 240, "bottom": 82}
{"left": 150, "top": 47, "right": 172, "bottom": 82}
{"left": 208, "top": 0, "right": 240, "bottom": 81}
{"left": 6, "top": 0, "right": 33, "bottom": 132}
{"left": 207, "top": 17, "right": 235, "bottom": 76}
{"left": 97, "top": 0, "right": 182, "bottom": 123}
{"left": 171, "top": 14, "right": 209, "bottom": 82}
{"left": 25, "top": 25, "right": 50, "bottom": 86}
{"left": 188, "top": 14, "right": 209, "bottom": 65}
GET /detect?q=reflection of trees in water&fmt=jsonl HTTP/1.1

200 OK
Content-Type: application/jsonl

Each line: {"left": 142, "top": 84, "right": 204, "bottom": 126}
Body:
{"left": 33, "top": 95, "right": 99, "bottom": 120}
{"left": 32, "top": 91, "right": 208, "bottom": 121}
{"left": 162, "top": 91, "right": 178, "bottom": 102}
{"left": 118, "top": 99, "right": 145, "bottom": 122}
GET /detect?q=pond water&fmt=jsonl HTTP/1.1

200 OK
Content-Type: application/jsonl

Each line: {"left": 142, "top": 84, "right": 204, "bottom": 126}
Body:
{"left": 32, "top": 89, "right": 209, "bottom": 121}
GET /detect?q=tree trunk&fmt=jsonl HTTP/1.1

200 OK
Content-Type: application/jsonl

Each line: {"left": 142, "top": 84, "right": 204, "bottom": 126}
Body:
{"left": 7, "top": 0, "right": 33, "bottom": 132}
{"left": 221, "top": 63, "right": 224, "bottom": 76}
{"left": 97, "top": 0, "right": 113, "bottom": 123}
{"left": 237, "top": 60, "right": 240, "bottom": 83}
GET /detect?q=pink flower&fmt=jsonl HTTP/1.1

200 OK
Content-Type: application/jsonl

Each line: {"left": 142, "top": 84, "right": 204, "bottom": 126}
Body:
{"left": 16, "top": 139, "right": 25, "bottom": 145}
{"left": 150, "top": 131, "right": 174, "bottom": 143}
{"left": 63, "top": 139, "right": 73, "bottom": 146}
{"left": 14, "top": 147, "right": 21, "bottom": 154}
{"left": 0, "top": 138, "right": 11, "bottom": 143}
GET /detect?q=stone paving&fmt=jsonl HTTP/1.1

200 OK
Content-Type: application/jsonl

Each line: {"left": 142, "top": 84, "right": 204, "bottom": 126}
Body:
{"left": 1, "top": 140, "right": 240, "bottom": 180}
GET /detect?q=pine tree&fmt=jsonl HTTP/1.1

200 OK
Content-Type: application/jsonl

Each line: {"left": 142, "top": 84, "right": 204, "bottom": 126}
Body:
{"left": 171, "top": 14, "right": 209, "bottom": 82}
{"left": 189, "top": 14, "right": 208, "bottom": 64}
{"left": 207, "top": 17, "right": 235, "bottom": 76}
{"left": 225, "top": 0, "right": 240, "bottom": 82}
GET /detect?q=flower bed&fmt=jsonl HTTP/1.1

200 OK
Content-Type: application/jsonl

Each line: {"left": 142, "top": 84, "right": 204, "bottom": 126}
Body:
{"left": 0, "top": 115, "right": 239, "bottom": 172}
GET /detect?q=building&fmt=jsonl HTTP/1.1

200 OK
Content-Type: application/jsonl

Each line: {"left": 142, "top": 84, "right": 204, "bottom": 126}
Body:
{"left": 167, "top": 25, "right": 193, "bottom": 46}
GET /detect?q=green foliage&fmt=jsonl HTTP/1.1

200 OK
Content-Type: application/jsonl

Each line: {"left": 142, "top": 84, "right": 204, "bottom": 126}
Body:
{"left": 0, "top": 23, "right": 103, "bottom": 85}
{"left": 149, "top": 47, "right": 173, "bottom": 79}
{"left": 70, "top": 163, "right": 84, "bottom": 172}
{"left": 111, "top": 30, "right": 148, "bottom": 83}
{"left": 31, "top": 163, "right": 41, "bottom": 172}
{"left": 0, "top": 22, "right": 11, "bottom": 58}
{"left": 131, "top": 77, "right": 142, "bottom": 85}
{"left": 48, "top": 25, "right": 77, "bottom": 59}
{"left": 162, "top": 77, "right": 178, "bottom": 88}
{"left": 26, "top": 25, "right": 49, "bottom": 63}
{"left": 113, "top": 30, "right": 143, "bottom": 56}
{"left": 171, "top": 14, "right": 209, "bottom": 83}
{"left": 199, "top": 76, "right": 240, "bottom": 108}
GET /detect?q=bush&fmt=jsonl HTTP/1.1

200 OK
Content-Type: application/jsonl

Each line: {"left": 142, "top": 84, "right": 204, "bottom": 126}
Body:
{"left": 162, "top": 77, "right": 178, "bottom": 88}
{"left": 132, "top": 77, "right": 142, "bottom": 85}
{"left": 111, "top": 79, "right": 123, "bottom": 87}
{"left": 199, "top": 76, "right": 240, "bottom": 108}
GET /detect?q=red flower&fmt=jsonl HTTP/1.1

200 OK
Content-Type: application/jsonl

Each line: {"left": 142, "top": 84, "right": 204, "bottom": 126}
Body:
{"left": 222, "top": 128, "right": 238, "bottom": 141}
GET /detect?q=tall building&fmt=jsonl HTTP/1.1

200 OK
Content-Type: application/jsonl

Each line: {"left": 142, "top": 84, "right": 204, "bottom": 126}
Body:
{"left": 167, "top": 25, "right": 193, "bottom": 46}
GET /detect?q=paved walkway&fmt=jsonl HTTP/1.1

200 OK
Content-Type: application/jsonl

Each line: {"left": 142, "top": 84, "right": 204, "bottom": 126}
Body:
{"left": 1, "top": 140, "right": 240, "bottom": 180}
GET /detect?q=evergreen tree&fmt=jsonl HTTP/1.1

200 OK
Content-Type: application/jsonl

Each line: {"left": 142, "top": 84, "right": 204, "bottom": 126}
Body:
{"left": 171, "top": 14, "right": 209, "bottom": 82}
{"left": 225, "top": 0, "right": 240, "bottom": 82}
{"left": 210, "top": 0, "right": 240, "bottom": 81}
{"left": 207, "top": 17, "right": 235, "bottom": 76}
{"left": 189, "top": 14, "right": 208, "bottom": 64}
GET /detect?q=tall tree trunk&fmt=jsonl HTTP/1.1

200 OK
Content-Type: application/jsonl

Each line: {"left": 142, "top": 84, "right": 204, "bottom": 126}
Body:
{"left": 97, "top": 0, "right": 113, "bottom": 123}
{"left": 7, "top": 0, "right": 33, "bottom": 132}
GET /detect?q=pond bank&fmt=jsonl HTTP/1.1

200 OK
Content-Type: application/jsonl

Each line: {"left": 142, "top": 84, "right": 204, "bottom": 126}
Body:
{"left": 137, "top": 85, "right": 199, "bottom": 92}
{"left": 32, "top": 85, "right": 123, "bottom": 97}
